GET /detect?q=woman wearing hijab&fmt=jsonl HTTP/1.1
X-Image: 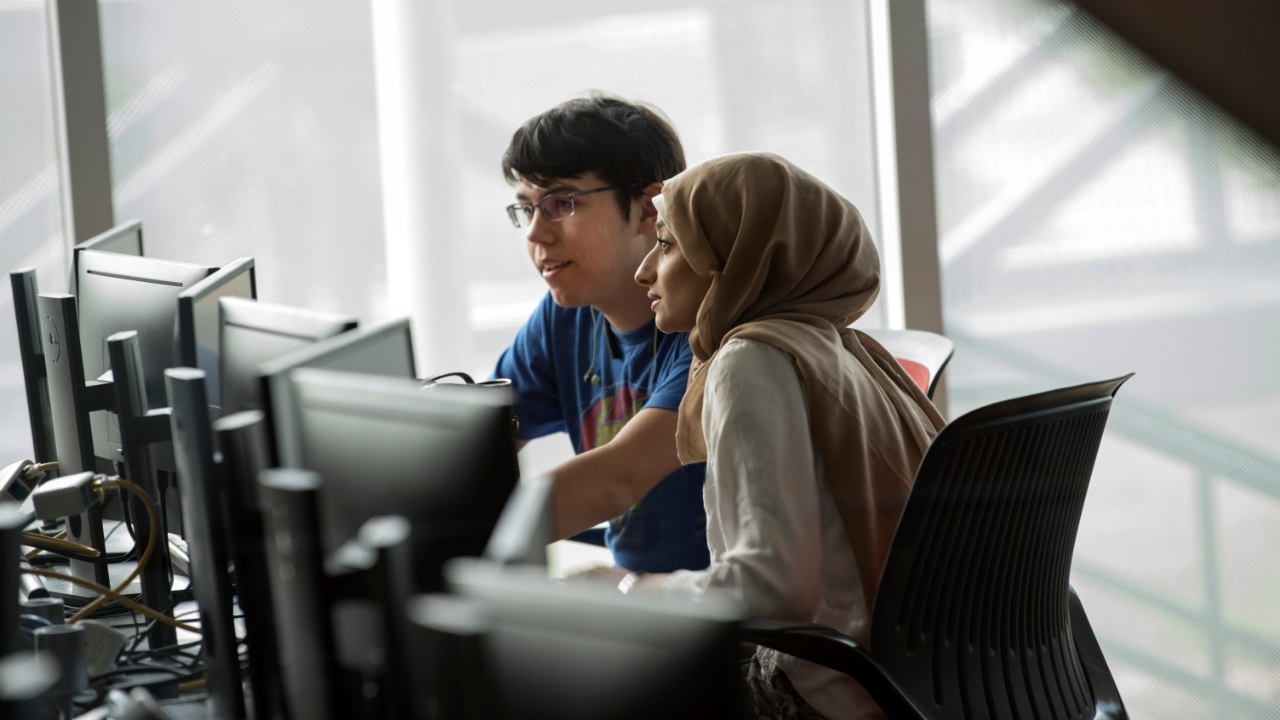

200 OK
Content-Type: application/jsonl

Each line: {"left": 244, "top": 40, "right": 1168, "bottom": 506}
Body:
{"left": 628, "top": 152, "right": 946, "bottom": 719}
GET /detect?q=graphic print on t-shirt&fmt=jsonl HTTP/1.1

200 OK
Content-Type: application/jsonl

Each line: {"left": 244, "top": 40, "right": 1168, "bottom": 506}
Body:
{"left": 579, "top": 384, "right": 646, "bottom": 451}
{"left": 579, "top": 383, "right": 649, "bottom": 539}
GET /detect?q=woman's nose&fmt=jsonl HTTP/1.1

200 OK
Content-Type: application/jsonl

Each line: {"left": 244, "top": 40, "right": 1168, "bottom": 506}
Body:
{"left": 635, "top": 249, "right": 657, "bottom": 286}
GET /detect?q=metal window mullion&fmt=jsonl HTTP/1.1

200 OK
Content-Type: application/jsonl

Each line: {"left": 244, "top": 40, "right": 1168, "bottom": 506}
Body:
{"left": 46, "top": 0, "right": 115, "bottom": 251}
{"left": 370, "top": 0, "right": 469, "bottom": 375}
{"left": 870, "top": 0, "right": 948, "bottom": 415}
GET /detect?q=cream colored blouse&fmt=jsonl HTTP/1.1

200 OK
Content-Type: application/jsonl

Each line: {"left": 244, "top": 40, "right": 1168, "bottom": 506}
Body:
{"left": 634, "top": 338, "right": 884, "bottom": 719}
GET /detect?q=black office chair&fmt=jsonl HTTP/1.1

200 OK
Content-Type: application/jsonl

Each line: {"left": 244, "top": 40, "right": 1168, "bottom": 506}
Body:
{"left": 858, "top": 327, "right": 956, "bottom": 400}
{"left": 741, "top": 374, "right": 1132, "bottom": 720}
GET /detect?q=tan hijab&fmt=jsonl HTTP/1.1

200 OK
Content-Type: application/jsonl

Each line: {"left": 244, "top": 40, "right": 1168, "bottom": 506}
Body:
{"left": 663, "top": 152, "right": 946, "bottom": 615}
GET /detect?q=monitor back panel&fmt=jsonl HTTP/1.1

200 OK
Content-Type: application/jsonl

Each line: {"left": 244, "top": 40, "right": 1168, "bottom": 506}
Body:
{"left": 175, "top": 259, "right": 257, "bottom": 417}
{"left": 217, "top": 296, "right": 359, "bottom": 417}
{"left": 259, "top": 318, "right": 416, "bottom": 466}
{"left": 286, "top": 369, "right": 516, "bottom": 587}
{"left": 71, "top": 219, "right": 143, "bottom": 296}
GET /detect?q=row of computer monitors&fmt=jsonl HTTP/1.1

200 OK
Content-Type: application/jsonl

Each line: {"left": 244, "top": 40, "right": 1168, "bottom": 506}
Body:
{"left": 12, "top": 219, "right": 522, "bottom": 575}
{"left": 8, "top": 220, "right": 755, "bottom": 719}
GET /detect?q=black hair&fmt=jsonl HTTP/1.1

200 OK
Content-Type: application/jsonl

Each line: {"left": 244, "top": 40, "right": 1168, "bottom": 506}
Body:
{"left": 502, "top": 92, "right": 686, "bottom": 219}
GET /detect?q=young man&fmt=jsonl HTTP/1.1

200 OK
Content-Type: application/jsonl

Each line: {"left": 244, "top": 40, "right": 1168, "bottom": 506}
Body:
{"left": 492, "top": 93, "right": 708, "bottom": 573}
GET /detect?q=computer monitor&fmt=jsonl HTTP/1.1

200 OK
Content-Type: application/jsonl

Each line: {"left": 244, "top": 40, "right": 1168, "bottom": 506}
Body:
{"left": 217, "top": 296, "right": 358, "bottom": 418}
{"left": 2, "top": 503, "right": 24, "bottom": 658}
{"left": 483, "top": 474, "right": 554, "bottom": 568}
{"left": 70, "top": 219, "right": 144, "bottom": 296}
{"left": 164, "top": 368, "right": 245, "bottom": 719}
{"left": 428, "top": 559, "right": 748, "bottom": 720}
{"left": 37, "top": 294, "right": 111, "bottom": 586}
{"left": 75, "top": 249, "right": 216, "bottom": 464}
{"left": 255, "top": 468, "right": 339, "bottom": 720}
{"left": 256, "top": 318, "right": 416, "bottom": 466}
{"left": 10, "top": 269, "right": 56, "bottom": 466}
{"left": 280, "top": 368, "right": 518, "bottom": 589}
{"left": 213, "top": 411, "right": 284, "bottom": 720}
{"left": 173, "top": 258, "right": 256, "bottom": 418}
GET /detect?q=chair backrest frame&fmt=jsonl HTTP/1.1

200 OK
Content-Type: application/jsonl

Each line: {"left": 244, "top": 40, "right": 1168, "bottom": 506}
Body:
{"left": 870, "top": 374, "right": 1131, "bottom": 720}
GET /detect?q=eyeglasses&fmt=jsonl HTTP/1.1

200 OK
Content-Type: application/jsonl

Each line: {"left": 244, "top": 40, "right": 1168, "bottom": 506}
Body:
{"left": 505, "top": 185, "right": 626, "bottom": 229}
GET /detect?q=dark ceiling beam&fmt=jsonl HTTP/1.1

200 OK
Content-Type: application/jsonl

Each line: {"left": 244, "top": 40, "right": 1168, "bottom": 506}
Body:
{"left": 1070, "top": 0, "right": 1280, "bottom": 149}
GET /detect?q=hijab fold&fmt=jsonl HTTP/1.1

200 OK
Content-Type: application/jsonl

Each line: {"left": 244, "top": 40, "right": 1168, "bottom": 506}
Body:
{"left": 663, "top": 153, "right": 946, "bottom": 621}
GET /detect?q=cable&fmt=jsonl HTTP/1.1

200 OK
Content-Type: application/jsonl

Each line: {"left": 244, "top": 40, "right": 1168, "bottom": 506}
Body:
{"left": 102, "top": 515, "right": 139, "bottom": 562}
{"left": 582, "top": 308, "right": 603, "bottom": 385}
{"left": 645, "top": 323, "right": 659, "bottom": 406}
{"left": 20, "top": 567, "right": 198, "bottom": 633}
{"left": 66, "top": 478, "right": 159, "bottom": 624}
{"left": 23, "top": 527, "right": 135, "bottom": 565}
{"left": 89, "top": 664, "right": 189, "bottom": 680}
{"left": 125, "top": 598, "right": 187, "bottom": 656}
{"left": 21, "top": 531, "right": 103, "bottom": 558}
{"left": 24, "top": 460, "right": 60, "bottom": 478}
{"left": 126, "top": 639, "right": 204, "bottom": 665}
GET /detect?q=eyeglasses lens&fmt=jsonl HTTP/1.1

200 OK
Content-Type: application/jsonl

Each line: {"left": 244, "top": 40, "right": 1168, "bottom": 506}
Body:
{"left": 540, "top": 194, "right": 574, "bottom": 223}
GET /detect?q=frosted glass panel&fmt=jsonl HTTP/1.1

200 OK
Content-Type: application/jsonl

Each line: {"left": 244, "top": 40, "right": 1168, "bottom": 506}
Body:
{"left": 0, "top": 2, "right": 65, "bottom": 462}
{"left": 449, "top": 1, "right": 884, "bottom": 375}
{"left": 928, "top": 0, "right": 1280, "bottom": 716}
{"left": 98, "top": 1, "right": 386, "bottom": 319}
{"left": 95, "top": 0, "right": 884, "bottom": 382}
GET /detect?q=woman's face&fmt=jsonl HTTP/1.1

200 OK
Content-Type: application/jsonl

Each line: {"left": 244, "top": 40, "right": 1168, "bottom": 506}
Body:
{"left": 634, "top": 217, "right": 712, "bottom": 334}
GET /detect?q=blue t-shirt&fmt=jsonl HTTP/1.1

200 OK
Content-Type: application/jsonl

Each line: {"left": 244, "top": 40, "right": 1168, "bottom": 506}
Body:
{"left": 494, "top": 293, "right": 709, "bottom": 573}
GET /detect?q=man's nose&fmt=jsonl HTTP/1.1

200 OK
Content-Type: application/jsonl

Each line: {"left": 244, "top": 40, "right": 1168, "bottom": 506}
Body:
{"left": 525, "top": 210, "right": 556, "bottom": 245}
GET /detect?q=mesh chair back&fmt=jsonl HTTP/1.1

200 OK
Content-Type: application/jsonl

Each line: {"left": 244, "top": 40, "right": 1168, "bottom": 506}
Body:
{"left": 871, "top": 375, "right": 1130, "bottom": 720}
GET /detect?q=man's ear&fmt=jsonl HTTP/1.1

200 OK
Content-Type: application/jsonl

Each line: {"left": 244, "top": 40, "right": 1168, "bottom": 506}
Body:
{"left": 636, "top": 181, "right": 663, "bottom": 233}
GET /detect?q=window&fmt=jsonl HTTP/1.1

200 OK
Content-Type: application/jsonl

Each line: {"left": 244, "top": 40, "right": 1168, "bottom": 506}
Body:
{"left": 0, "top": 1, "right": 65, "bottom": 463}
{"left": 928, "top": 0, "right": 1280, "bottom": 714}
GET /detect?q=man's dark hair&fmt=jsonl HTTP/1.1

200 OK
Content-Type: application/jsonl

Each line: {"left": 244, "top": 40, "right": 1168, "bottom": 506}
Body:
{"left": 502, "top": 92, "right": 686, "bottom": 219}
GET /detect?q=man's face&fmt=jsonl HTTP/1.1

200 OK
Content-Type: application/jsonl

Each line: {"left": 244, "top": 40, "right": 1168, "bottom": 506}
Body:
{"left": 516, "top": 174, "right": 655, "bottom": 311}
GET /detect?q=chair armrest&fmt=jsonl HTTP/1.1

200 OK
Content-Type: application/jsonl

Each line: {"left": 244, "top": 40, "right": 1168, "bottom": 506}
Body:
{"left": 739, "top": 620, "right": 931, "bottom": 720}
{"left": 1068, "top": 586, "right": 1129, "bottom": 720}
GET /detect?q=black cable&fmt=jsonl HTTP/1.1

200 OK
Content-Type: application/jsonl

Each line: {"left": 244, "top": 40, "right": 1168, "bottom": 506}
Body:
{"left": 90, "top": 664, "right": 190, "bottom": 683}
{"left": 103, "top": 509, "right": 140, "bottom": 562}
{"left": 83, "top": 602, "right": 141, "bottom": 620}
{"left": 124, "top": 637, "right": 203, "bottom": 658}
{"left": 126, "top": 640, "right": 205, "bottom": 668}
{"left": 117, "top": 486, "right": 139, "bottom": 544}
{"left": 124, "top": 596, "right": 187, "bottom": 655}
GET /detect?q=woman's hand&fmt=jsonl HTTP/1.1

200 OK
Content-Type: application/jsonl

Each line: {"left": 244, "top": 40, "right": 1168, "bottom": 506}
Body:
{"left": 562, "top": 564, "right": 629, "bottom": 585}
